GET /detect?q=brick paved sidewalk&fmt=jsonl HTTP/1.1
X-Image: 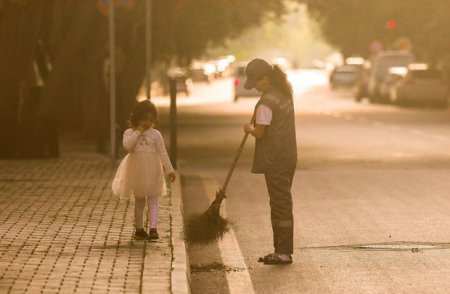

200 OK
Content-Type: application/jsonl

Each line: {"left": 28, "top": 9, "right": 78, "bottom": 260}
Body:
{"left": 0, "top": 151, "right": 177, "bottom": 293}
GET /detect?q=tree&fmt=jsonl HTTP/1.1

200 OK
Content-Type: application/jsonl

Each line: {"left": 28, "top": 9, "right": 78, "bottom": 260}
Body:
{"left": 300, "top": 0, "right": 450, "bottom": 62}
{"left": 0, "top": 0, "right": 287, "bottom": 158}
{"left": 300, "top": 0, "right": 398, "bottom": 58}
{"left": 393, "top": 0, "right": 450, "bottom": 65}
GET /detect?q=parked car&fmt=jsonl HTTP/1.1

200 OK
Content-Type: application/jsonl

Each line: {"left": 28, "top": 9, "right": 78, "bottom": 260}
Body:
{"left": 389, "top": 64, "right": 449, "bottom": 108}
{"left": 329, "top": 64, "right": 362, "bottom": 89}
{"left": 379, "top": 67, "right": 408, "bottom": 101}
{"left": 232, "top": 63, "right": 260, "bottom": 102}
{"left": 189, "top": 67, "right": 213, "bottom": 83}
{"left": 367, "top": 50, "right": 415, "bottom": 103}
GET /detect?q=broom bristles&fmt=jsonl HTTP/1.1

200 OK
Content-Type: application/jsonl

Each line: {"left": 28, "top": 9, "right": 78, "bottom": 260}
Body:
{"left": 184, "top": 189, "right": 230, "bottom": 245}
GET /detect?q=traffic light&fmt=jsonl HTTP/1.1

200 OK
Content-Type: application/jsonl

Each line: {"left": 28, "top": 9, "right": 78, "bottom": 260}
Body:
{"left": 386, "top": 20, "right": 396, "bottom": 29}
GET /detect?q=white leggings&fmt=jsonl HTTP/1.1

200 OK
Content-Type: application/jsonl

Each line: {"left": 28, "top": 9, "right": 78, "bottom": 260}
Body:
{"left": 135, "top": 196, "right": 159, "bottom": 230}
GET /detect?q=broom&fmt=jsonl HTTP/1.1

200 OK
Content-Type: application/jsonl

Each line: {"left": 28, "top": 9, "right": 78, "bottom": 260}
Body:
{"left": 184, "top": 132, "right": 250, "bottom": 245}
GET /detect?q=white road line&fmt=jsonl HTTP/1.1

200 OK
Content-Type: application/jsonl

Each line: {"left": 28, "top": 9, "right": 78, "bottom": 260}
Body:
{"left": 201, "top": 176, "right": 256, "bottom": 294}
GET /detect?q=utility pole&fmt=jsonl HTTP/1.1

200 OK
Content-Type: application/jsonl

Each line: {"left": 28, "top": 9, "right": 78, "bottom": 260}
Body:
{"left": 145, "top": 0, "right": 152, "bottom": 99}
{"left": 109, "top": 0, "right": 116, "bottom": 162}
{"left": 169, "top": 78, "right": 177, "bottom": 169}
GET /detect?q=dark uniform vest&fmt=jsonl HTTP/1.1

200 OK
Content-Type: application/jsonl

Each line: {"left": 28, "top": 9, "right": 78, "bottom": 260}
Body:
{"left": 251, "top": 87, "right": 297, "bottom": 174}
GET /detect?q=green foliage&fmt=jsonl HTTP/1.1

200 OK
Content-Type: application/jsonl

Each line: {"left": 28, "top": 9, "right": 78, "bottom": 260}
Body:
{"left": 393, "top": 0, "right": 450, "bottom": 63}
{"left": 207, "top": 3, "right": 333, "bottom": 66}
{"left": 300, "top": 0, "right": 450, "bottom": 61}
{"left": 153, "top": 0, "right": 286, "bottom": 64}
{"left": 0, "top": 0, "right": 291, "bottom": 157}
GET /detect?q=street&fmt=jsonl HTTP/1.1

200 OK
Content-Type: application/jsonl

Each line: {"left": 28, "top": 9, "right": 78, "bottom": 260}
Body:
{"left": 3, "top": 2, "right": 450, "bottom": 293}
{"left": 157, "top": 70, "right": 450, "bottom": 293}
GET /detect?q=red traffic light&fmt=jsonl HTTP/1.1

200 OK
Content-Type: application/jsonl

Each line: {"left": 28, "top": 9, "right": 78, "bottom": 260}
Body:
{"left": 386, "top": 20, "right": 396, "bottom": 29}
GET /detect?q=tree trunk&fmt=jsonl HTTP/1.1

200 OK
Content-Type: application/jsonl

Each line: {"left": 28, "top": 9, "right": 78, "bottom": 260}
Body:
{"left": 0, "top": 2, "right": 45, "bottom": 158}
{"left": 35, "top": 1, "right": 98, "bottom": 157}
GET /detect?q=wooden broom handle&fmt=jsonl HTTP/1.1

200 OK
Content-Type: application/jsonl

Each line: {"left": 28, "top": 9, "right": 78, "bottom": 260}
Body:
{"left": 221, "top": 132, "right": 249, "bottom": 193}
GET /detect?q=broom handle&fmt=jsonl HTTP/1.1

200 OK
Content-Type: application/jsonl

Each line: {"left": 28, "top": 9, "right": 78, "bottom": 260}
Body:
{"left": 221, "top": 132, "right": 249, "bottom": 193}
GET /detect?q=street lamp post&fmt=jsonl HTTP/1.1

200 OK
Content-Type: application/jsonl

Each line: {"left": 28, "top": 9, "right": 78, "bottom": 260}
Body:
{"left": 145, "top": 0, "right": 151, "bottom": 99}
{"left": 109, "top": 0, "right": 116, "bottom": 162}
{"left": 169, "top": 78, "right": 177, "bottom": 169}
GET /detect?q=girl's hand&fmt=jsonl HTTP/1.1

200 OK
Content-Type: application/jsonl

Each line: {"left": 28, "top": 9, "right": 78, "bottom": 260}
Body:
{"left": 168, "top": 172, "right": 176, "bottom": 183}
{"left": 244, "top": 123, "right": 254, "bottom": 134}
{"left": 136, "top": 125, "right": 146, "bottom": 132}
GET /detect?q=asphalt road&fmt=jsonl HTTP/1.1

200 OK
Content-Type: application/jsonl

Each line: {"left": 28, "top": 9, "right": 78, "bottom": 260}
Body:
{"left": 158, "top": 70, "right": 450, "bottom": 294}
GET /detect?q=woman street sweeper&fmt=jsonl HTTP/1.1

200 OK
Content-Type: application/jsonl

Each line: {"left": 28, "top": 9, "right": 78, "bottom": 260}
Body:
{"left": 243, "top": 58, "right": 297, "bottom": 265}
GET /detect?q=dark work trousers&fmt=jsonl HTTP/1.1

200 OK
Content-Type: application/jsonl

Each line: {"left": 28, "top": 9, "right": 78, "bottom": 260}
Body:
{"left": 264, "top": 167, "right": 296, "bottom": 255}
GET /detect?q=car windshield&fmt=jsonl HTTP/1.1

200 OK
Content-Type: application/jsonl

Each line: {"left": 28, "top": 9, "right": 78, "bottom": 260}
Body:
{"left": 411, "top": 69, "right": 442, "bottom": 79}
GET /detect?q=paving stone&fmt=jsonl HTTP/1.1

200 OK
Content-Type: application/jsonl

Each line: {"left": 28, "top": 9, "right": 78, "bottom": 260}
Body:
{"left": 0, "top": 151, "right": 174, "bottom": 293}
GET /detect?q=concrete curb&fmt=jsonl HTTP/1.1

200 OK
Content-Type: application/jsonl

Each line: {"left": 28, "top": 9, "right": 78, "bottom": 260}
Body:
{"left": 170, "top": 171, "right": 191, "bottom": 294}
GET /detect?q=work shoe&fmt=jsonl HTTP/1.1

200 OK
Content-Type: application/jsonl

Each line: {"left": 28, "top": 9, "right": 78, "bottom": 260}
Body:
{"left": 147, "top": 228, "right": 159, "bottom": 241}
{"left": 133, "top": 229, "right": 148, "bottom": 240}
{"left": 263, "top": 254, "right": 292, "bottom": 265}
{"left": 258, "top": 253, "right": 276, "bottom": 263}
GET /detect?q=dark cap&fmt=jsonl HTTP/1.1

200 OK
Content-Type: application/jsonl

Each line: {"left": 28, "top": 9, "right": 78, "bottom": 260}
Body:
{"left": 244, "top": 58, "right": 272, "bottom": 90}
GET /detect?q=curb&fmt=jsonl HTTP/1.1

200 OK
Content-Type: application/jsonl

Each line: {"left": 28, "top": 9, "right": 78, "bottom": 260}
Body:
{"left": 170, "top": 171, "right": 191, "bottom": 294}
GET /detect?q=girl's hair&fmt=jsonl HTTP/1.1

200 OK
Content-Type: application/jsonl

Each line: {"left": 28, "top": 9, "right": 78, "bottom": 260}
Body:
{"left": 129, "top": 100, "right": 158, "bottom": 127}
{"left": 268, "top": 65, "right": 293, "bottom": 99}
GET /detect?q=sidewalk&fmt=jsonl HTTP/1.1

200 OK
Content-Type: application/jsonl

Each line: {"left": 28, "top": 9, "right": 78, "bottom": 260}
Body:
{"left": 0, "top": 143, "right": 189, "bottom": 293}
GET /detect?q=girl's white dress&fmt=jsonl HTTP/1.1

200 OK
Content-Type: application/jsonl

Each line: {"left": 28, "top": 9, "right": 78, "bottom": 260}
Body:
{"left": 112, "top": 128, "right": 174, "bottom": 199}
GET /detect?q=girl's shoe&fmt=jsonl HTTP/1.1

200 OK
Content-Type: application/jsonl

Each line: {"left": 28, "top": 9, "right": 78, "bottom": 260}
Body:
{"left": 147, "top": 228, "right": 159, "bottom": 241}
{"left": 134, "top": 229, "right": 148, "bottom": 240}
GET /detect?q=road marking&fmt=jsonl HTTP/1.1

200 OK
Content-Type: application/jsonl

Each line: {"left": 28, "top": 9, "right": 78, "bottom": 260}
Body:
{"left": 200, "top": 176, "right": 256, "bottom": 294}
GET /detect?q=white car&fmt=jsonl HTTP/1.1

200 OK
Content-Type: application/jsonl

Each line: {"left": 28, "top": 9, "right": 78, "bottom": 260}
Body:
{"left": 389, "top": 64, "right": 449, "bottom": 108}
{"left": 232, "top": 63, "right": 260, "bottom": 102}
{"left": 329, "top": 64, "right": 362, "bottom": 89}
{"left": 367, "top": 50, "right": 415, "bottom": 103}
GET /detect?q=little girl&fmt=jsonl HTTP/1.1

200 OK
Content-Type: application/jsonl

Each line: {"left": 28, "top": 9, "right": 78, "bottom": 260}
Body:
{"left": 112, "top": 100, "right": 176, "bottom": 241}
